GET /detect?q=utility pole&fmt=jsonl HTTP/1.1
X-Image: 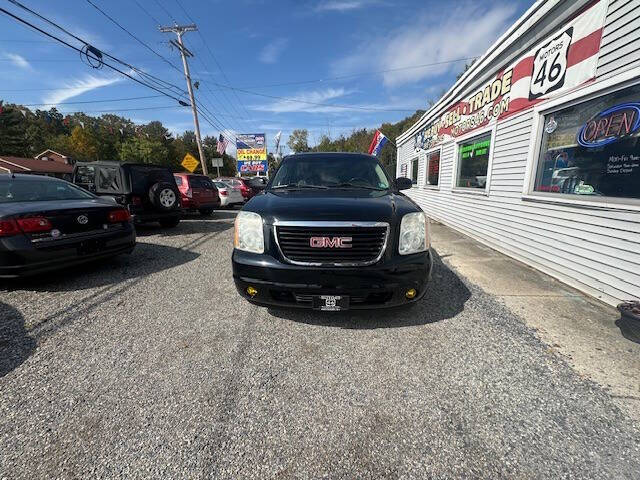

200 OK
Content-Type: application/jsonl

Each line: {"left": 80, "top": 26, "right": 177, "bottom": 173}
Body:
{"left": 160, "top": 24, "right": 208, "bottom": 175}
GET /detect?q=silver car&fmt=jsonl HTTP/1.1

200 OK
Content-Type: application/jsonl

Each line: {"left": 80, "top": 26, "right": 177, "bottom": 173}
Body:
{"left": 215, "top": 181, "right": 244, "bottom": 207}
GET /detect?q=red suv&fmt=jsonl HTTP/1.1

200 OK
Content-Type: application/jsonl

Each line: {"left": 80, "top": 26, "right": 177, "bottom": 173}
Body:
{"left": 174, "top": 173, "right": 220, "bottom": 216}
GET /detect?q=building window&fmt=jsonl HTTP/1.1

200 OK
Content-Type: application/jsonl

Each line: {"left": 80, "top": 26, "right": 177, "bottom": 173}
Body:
{"left": 534, "top": 83, "right": 640, "bottom": 200}
{"left": 456, "top": 134, "right": 492, "bottom": 189}
{"left": 425, "top": 150, "right": 440, "bottom": 186}
{"left": 411, "top": 158, "right": 419, "bottom": 184}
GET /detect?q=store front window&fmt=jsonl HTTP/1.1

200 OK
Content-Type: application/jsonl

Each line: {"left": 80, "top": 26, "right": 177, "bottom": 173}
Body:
{"left": 456, "top": 134, "right": 492, "bottom": 189}
{"left": 534, "top": 83, "right": 640, "bottom": 200}
{"left": 426, "top": 150, "right": 440, "bottom": 186}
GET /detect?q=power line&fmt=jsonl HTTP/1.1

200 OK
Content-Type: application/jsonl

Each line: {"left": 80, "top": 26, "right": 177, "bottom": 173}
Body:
{"left": 122, "top": 0, "right": 242, "bottom": 138}
{"left": 226, "top": 57, "right": 480, "bottom": 90}
{"left": 132, "top": 0, "right": 162, "bottom": 26}
{"left": 16, "top": 95, "right": 166, "bottom": 107}
{"left": 210, "top": 83, "right": 419, "bottom": 112}
{"left": 0, "top": 4, "right": 189, "bottom": 105}
{"left": 5, "top": 0, "right": 189, "bottom": 100}
{"left": 85, "top": 0, "right": 184, "bottom": 75}
{"left": 173, "top": 0, "right": 252, "bottom": 121}
{"left": 153, "top": 0, "right": 178, "bottom": 24}
{"left": 57, "top": 105, "right": 184, "bottom": 113}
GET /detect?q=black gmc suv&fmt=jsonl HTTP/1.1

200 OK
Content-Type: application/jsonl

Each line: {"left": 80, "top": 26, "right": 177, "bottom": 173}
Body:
{"left": 232, "top": 152, "right": 433, "bottom": 311}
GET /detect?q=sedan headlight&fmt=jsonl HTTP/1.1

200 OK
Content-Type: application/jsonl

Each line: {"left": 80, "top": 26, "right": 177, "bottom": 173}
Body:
{"left": 399, "top": 212, "right": 430, "bottom": 255}
{"left": 234, "top": 211, "right": 264, "bottom": 254}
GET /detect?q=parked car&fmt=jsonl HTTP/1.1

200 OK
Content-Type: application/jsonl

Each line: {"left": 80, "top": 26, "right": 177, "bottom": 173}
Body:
{"left": 232, "top": 152, "right": 432, "bottom": 311}
{"left": 0, "top": 174, "right": 135, "bottom": 278}
{"left": 214, "top": 181, "right": 244, "bottom": 208}
{"left": 173, "top": 173, "right": 220, "bottom": 216}
{"left": 73, "top": 162, "right": 181, "bottom": 228}
{"left": 215, "top": 177, "right": 252, "bottom": 201}
{"left": 242, "top": 176, "right": 268, "bottom": 198}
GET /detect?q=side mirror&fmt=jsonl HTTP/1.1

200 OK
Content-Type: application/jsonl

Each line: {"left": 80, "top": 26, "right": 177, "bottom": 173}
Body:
{"left": 395, "top": 177, "right": 413, "bottom": 191}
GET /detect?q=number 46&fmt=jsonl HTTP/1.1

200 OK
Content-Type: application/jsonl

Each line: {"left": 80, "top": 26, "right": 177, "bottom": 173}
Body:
{"left": 534, "top": 52, "right": 564, "bottom": 88}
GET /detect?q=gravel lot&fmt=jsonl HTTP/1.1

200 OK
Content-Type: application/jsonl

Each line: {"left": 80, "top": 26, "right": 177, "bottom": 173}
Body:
{"left": 1, "top": 211, "right": 639, "bottom": 479}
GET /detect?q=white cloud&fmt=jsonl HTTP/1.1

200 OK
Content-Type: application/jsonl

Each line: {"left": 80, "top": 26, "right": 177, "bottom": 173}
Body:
{"left": 259, "top": 38, "right": 288, "bottom": 64}
{"left": 4, "top": 53, "right": 32, "bottom": 70}
{"left": 315, "top": 1, "right": 377, "bottom": 12}
{"left": 42, "top": 74, "right": 123, "bottom": 107}
{"left": 251, "top": 87, "right": 356, "bottom": 113}
{"left": 332, "top": 2, "right": 517, "bottom": 87}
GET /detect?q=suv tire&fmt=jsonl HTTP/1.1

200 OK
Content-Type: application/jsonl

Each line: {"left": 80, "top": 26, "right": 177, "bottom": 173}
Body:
{"left": 159, "top": 216, "right": 180, "bottom": 228}
{"left": 149, "top": 182, "right": 179, "bottom": 211}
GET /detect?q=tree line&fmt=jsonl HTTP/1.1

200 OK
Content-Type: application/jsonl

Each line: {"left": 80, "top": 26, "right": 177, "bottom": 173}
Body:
{"left": 0, "top": 102, "right": 237, "bottom": 176}
{"left": 285, "top": 110, "right": 425, "bottom": 175}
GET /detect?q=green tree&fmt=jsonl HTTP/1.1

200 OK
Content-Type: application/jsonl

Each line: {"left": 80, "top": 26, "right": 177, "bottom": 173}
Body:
{"left": 118, "top": 136, "right": 169, "bottom": 164}
{"left": 0, "top": 106, "right": 28, "bottom": 156}
{"left": 287, "top": 129, "right": 310, "bottom": 153}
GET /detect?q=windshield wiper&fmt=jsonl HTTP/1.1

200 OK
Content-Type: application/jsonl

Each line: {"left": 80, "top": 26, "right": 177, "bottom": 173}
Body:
{"left": 331, "top": 183, "right": 387, "bottom": 191}
{"left": 271, "top": 184, "right": 329, "bottom": 190}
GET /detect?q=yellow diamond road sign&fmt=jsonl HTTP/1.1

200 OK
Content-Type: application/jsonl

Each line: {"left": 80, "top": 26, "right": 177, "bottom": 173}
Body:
{"left": 181, "top": 153, "right": 199, "bottom": 172}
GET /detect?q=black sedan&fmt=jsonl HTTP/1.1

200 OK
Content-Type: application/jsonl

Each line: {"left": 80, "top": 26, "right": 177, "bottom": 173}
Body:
{"left": 0, "top": 174, "right": 136, "bottom": 278}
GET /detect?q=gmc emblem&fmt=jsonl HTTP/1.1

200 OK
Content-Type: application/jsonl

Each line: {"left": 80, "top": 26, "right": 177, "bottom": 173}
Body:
{"left": 309, "top": 236, "right": 352, "bottom": 248}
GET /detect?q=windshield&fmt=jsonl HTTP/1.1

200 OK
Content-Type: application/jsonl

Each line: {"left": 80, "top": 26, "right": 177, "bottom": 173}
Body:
{"left": 270, "top": 156, "right": 390, "bottom": 190}
{"left": 0, "top": 177, "right": 95, "bottom": 203}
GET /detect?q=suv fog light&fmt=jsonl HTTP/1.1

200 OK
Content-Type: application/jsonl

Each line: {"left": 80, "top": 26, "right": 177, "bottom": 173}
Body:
{"left": 246, "top": 286, "right": 258, "bottom": 297}
{"left": 405, "top": 288, "right": 417, "bottom": 299}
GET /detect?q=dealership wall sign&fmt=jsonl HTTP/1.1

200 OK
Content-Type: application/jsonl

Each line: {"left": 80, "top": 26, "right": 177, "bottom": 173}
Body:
{"left": 413, "top": 0, "right": 607, "bottom": 152}
{"left": 577, "top": 103, "right": 640, "bottom": 148}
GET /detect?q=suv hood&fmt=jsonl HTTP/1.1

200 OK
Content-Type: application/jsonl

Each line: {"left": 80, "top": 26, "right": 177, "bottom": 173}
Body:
{"left": 244, "top": 190, "right": 421, "bottom": 224}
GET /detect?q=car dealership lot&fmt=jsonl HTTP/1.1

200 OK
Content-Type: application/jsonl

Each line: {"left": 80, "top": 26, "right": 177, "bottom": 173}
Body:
{"left": 1, "top": 212, "right": 639, "bottom": 479}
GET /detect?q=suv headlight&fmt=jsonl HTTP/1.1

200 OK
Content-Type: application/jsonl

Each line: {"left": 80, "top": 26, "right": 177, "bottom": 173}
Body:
{"left": 234, "top": 211, "right": 264, "bottom": 254}
{"left": 399, "top": 212, "right": 430, "bottom": 255}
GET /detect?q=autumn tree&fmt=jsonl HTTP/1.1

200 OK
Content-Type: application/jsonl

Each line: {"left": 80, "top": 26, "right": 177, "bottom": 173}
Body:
{"left": 287, "top": 129, "right": 310, "bottom": 153}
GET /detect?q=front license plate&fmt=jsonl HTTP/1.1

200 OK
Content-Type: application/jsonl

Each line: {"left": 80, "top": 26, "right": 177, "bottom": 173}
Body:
{"left": 312, "top": 295, "right": 349, "bottom": 311}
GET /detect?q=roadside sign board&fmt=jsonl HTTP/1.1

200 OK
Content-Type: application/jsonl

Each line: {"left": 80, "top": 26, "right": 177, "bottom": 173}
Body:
{"left": 211, "top": 157, "right": 223, "bottom": 168}
{"left": 237, "top": 133, "right": 268, "bottom": 173}
{"left": 181, "top": 153, "right": 199, "bottom": 172}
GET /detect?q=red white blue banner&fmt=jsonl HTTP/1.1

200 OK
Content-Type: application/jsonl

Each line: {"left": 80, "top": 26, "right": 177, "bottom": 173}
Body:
{"left": 368, "top": 130, "right": 389, "bottom": 156}
{"left": 413, "top": 0, "right": 608, "bottom": 152}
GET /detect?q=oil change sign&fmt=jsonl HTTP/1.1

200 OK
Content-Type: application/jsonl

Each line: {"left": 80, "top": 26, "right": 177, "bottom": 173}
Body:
{"left": 236, "top": 133, "right": 268, "bottom": 173}
{"left": 413, "top": 0, "right": 607, "bottom": 152}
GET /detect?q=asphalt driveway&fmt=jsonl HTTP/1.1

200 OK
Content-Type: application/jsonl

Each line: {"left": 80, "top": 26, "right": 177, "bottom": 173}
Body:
{"left": 1, "top": 212, "right": 639, "bottom": 479}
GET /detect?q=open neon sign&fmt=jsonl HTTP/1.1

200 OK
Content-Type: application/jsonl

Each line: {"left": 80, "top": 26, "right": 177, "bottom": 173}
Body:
{"left": 577, "top": 102, "right": 640, "bottom": 148}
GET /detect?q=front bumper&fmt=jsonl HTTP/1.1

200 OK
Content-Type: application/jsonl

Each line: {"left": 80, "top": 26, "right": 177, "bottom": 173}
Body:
{"left": 0, "top": 225, "right": 136, "bottom": 278}
{"left": 232, "top": 248, "right": 433, "bottom": 309}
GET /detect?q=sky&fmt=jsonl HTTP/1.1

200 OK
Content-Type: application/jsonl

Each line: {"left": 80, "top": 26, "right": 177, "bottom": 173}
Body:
{"left": 0, "top": 0, "right": 534, "bottom": 155}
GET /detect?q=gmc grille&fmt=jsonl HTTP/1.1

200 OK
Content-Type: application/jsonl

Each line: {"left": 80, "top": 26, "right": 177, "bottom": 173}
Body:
{"left": 275, "top": 223, "right": 389, "bottom": 266}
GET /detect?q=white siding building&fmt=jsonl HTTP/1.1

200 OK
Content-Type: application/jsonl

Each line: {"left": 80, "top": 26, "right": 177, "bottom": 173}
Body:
{"left": 396, "top": 0, "right": 640, "bottom": 306}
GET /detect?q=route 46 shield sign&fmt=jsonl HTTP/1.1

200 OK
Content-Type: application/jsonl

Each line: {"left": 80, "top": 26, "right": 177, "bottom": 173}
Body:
{"left": 529, "top": 27, "right": 573, "bottom": 100}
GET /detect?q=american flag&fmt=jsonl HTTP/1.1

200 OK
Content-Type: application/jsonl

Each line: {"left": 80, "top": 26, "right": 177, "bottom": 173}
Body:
{"left": 216, "top": 134, "right": 228, "bottom": 155}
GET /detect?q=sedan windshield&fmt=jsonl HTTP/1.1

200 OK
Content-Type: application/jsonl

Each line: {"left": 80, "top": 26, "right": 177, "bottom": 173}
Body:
{"left": 270, "top": 156, "right": 390, "bottom": 190}
{"left": 0, "top": 177, "right": 95, "bottom": 203}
